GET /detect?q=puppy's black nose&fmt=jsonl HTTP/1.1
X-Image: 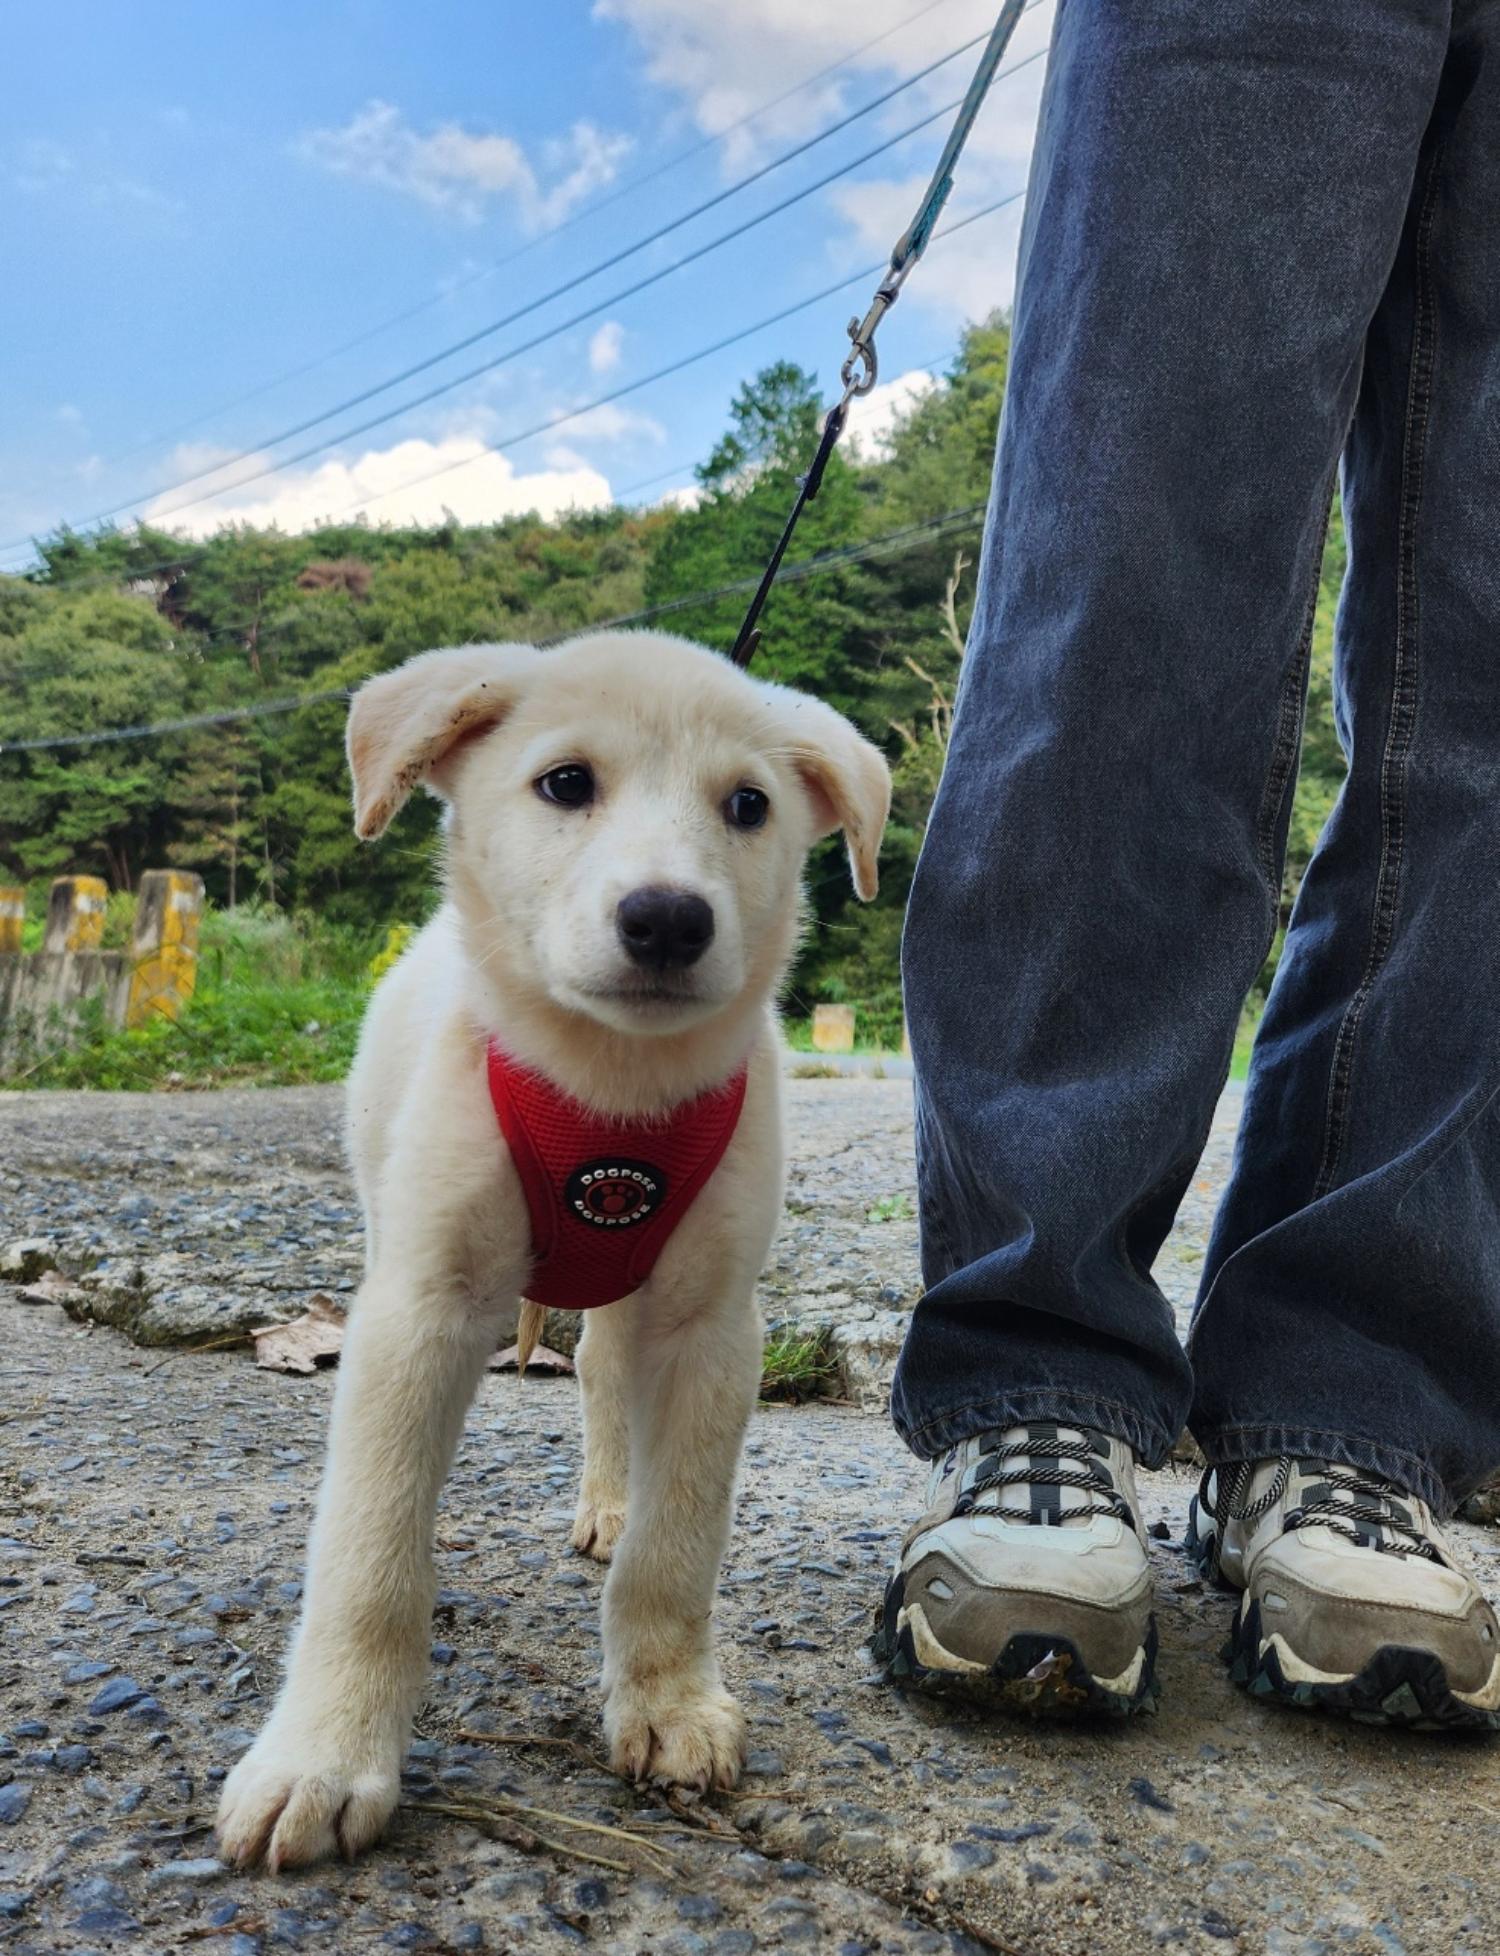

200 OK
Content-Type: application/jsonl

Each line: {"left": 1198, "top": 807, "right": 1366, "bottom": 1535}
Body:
{"left": 616, "top": 887, "right": 715, "bottom": 970}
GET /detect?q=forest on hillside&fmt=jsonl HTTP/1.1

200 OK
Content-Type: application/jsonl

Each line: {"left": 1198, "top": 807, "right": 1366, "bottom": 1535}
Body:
{"left": 0, "top": 314, "right": 1347, "bottom": 1042}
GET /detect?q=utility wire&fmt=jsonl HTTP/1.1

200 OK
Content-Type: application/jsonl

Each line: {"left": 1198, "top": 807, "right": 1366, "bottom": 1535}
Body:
{"left": 318, "top": 194, "right": 1021, "bottom": 521}
{"left": 2, "top": 34, "right": 1045, "bottom": 550}
{"left": 102, "top": 0, "right": 974, "bottom": 467}
{"left": 5, "top": 186, "right": 1013, "bottom": 604}
{"left": 0, "top": 502, "right": 985, "bottom": 755}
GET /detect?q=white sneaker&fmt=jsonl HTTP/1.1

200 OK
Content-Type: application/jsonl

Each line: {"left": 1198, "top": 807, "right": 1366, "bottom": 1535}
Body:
{"left": 873, "top": 1422, "right": 1159, "bottom": 1716}
{"left": 1190, "top": 1458, "right": 1500, "bottom": 1731}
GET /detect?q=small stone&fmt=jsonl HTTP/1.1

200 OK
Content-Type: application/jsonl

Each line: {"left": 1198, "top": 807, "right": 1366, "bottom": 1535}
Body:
{"left": 1, "top": 1238, "right": 59, "bottom": 1283}
{"left": 11, "top": 1720, "right": 47, "bottom": 1740}
{"left": 678, "top": 1894, "right": 723, "bottom": 1922}
{"left": 949, "top": 1838, "right": 996, "bottom": 1871}
{"left": 63, "top": 1660, "right": 114, "bottom": 1684}
{"left": 77, "top": 1905, "right": 142, "bottom": 1935}
{"left": 1129, "top": 1776, "right": 1174, "bottom": 1813}
{"left": 146, "top": 1858, "right": 227, "bottom": 1887}
{"left": 89, "top": 1676, "right": 147, "bottom": 1714}
{"left": 0, "top": 1784, "right": 31, "bottom": 1824}
{"left": 430, "top": 1643, "right": 457, "bottom": 1666}
{"left": 53, "top": 1745, "right": 94, "bottom": 1774}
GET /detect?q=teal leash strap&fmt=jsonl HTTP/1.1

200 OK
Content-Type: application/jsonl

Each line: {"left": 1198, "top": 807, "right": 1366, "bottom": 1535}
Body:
{"left": 731, "top": 1, "right": 1030, "bottom": 668}
{"left": 892, "top": 0, "right": 1029, "bottom": 272}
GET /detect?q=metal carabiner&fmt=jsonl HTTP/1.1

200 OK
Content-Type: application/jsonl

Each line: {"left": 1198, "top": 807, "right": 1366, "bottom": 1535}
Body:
{"left": 838, "top": 260, "right": 915, "bottom": 406}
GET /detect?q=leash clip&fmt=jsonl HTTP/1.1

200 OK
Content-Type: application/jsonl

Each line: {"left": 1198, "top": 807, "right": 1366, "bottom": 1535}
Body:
{"left": 839, "top": 262, "right": 913, "bottom": 406}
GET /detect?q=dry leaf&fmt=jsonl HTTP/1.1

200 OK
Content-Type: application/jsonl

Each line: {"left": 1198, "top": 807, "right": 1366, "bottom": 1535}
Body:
{"left": 16, "top": 1271, "right": 86, "bottom": 1308}
{"left": 490, "top": 1342, "right": 573, "bottom": 1374}
{"left": 251, "top": 1293, "right": 347, "bottom": 1374}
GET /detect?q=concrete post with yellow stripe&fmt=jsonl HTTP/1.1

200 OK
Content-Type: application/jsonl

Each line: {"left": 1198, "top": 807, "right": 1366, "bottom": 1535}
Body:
{"left": 43, "top": 875, "right": 108, "bottom": 954}
{"left": 0, "top": 888, "right": 23, "bottom": 957}
{"left": 126, "top": 870, "right": 205, "bottom": 1029}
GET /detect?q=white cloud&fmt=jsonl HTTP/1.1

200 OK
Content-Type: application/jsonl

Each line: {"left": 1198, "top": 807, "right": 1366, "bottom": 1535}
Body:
{"left": 654, "top": 482, "right": 703, "bottom": 512}
{"left": 550, "top": 401, "right": 665, "bottom": 447}
{"left": 13, "top": 137, "right": 74, "bottom": 191}
{"left": 595, "top": 0, "right": 1048, "bottom": 164}
{"left": 139, "top": 434, "right": 614, "bottom": 539}
{"left": 846, "top": 366, "right": 938, "bottom": 460}
{"left": 296, "top": 101, "right": 632, "bottom": 229}
{"left": 11, "top": 137, "right": 180, "bottom": 213}
{"left": 832, "top": 171, "right": 1031, "bottom": 318}
{"left": 57, "top": 403, "right": 85, "bottom": 428}
{"left": 588, "top": 321, "right": 625, "bottom": 375}
{"left": 599, "top": 0, "right": 1049, "bottom": 317}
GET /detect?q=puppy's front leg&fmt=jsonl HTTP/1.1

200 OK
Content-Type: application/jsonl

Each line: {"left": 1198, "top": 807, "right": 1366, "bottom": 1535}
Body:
{"left": 217, "top": 1266, "right": 506, "bottom": 1870}
{"left": 602, "top": 1290, "right": 762, "bottom": 1789}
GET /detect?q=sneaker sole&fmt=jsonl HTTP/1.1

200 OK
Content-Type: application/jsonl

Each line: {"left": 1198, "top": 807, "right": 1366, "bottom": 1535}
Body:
{"left": 1187, "top": 1504, "right": 1500, "bottom": 1733}
{"left": 870, "top": 1568, "right": 1160, "bottom": 1719}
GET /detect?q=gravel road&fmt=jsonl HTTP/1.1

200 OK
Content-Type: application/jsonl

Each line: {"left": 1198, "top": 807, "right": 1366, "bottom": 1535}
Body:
{"left": 3, "top": 1080, "right": 1498, "bottom": 1956}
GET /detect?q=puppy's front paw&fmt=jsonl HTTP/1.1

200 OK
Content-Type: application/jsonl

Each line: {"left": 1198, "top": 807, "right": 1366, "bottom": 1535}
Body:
{"left": 216, "top": 1722, "right": 400, "bottom": 1871}
{"left": 605, "top": 1680, "right": 746, "bottom": 1792}
{"left": 572, "top": 1495, "right": 627, "bottom": 1562}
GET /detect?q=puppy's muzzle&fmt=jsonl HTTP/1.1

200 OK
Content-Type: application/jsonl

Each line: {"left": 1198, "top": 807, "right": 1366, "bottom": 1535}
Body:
{"left": 616, "top": 887, "right": 715, "bottom": 971}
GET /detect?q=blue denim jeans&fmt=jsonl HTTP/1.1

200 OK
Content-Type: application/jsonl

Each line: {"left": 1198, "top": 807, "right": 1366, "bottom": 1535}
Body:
{"left": 893, "top": 0, "right": 1500, "bottom": 1516}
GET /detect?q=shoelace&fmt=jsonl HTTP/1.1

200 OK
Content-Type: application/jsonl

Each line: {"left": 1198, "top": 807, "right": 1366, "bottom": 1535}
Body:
{"left": 1198, "top": 1458, "right": 1444, "bottom": 1581}
{"left": 957, "top": 1432, "right": 1133, "bottom": 1527}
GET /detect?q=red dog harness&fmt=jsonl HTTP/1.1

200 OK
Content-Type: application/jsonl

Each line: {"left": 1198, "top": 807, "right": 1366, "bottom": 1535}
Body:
{"left": 486, "top": 1042, "right": 748, "bottom": 1310}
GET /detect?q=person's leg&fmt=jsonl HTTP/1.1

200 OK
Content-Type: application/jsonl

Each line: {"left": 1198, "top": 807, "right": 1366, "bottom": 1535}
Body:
{"left": 893, "top": 0, "right": 1450, "bottom": 1465}
{"left": 1190, "top": 5, "right": 1500, "bottom": 1516}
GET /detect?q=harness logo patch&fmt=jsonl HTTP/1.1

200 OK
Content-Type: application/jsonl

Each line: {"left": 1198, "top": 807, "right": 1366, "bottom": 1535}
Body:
{"left": 565, "top": 1159, "right": 666, "bottom": 1229}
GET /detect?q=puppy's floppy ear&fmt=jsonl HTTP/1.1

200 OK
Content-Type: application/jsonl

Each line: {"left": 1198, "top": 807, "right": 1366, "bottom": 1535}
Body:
{"left": 346, "top": 643, "right": 543, "bottom": 841}
{"left": 768, "top": 689, "right": 892, "bottom": 901}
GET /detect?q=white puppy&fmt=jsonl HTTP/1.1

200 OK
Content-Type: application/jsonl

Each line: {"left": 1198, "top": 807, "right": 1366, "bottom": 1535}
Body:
{"left": 216, "top": 630, "right": 890, "bottom": 1871}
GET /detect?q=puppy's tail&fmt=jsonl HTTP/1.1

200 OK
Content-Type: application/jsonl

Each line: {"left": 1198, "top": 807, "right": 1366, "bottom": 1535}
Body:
{"left": 515, "top": 1299, "right": 546, "bottom": 1377}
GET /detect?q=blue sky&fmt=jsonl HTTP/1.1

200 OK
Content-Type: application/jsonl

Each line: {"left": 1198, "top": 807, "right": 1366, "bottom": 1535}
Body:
{"left": 1, "top": 0, "right": 1052, "bottom": 567}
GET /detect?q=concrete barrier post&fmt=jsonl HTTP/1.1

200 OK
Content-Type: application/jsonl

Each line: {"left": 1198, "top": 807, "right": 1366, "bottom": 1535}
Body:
{"left": 125, "top": 870, "right": 205, "bottom": 1029}
{"left": 43, "top": 875, "right": 108, "bottom": 954}
{"left": 811, "top": 1003, "right": 857, "bottom": 1054}
{"left": 0, "top": 888, "right": 23, "bottom": 956}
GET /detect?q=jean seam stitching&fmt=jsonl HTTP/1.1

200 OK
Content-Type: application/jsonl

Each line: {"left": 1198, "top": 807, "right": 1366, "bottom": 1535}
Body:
{"left": 903, "top": 1388, "right": 1171, "bottom": 1454}
{"left": 1312, "top": 149, "right": 1441, "bottom": 1201}
{"left": 1254, "top": 482, "right": 1331, "bottom": 896}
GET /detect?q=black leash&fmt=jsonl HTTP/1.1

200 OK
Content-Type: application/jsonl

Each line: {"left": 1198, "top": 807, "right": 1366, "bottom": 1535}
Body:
{"left": 729, "top": 0, "right": 1029, "bottom": 668}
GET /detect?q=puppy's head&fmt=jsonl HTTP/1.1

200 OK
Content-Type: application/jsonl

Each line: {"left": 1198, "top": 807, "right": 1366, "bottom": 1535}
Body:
{"left": 346, "top": 631, "right": 890, "bottom": 1038}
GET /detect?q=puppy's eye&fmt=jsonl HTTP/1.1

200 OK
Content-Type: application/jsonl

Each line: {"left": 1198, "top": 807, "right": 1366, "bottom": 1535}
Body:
{"left": 726, "top": 786, "right": 769, "bottom": 830}
{"left": 536, "top": 764, "right": 595, "bottom": 808}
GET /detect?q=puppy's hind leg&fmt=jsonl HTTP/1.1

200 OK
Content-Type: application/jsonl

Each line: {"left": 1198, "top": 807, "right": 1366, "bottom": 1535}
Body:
{"left": 572, "top": 1307, "right": 630, "bottom": 1562}
{"left": 601, "top": 1291, "right": 762, "bottom": 1790}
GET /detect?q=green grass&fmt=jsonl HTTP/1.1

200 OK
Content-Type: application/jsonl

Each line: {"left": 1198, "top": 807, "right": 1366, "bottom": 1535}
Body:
{"left": 759, "top": 1326, "right": 839, "bottom": 1404}
{"left": 3, "top": 901, "right": 381, "bottom": 1090}
{"left": 866, "top": 1192, "right": 915, "bottom": 1224}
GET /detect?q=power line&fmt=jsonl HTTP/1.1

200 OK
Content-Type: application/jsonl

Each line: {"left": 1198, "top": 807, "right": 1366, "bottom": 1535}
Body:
{"left": 318, "top": 194, "right": 1021, "bottom": 522}
{"left": 5, "top": 187, "right": 1013, "bottom": 606}
{"left": 0, "top": 502, "right": 985, "bottom": 755}
{"left": 2, "top": 33, "right": 1046, "bottom": 552}
{"left": 101, "top": 0, "right": 972, "bottom": 469}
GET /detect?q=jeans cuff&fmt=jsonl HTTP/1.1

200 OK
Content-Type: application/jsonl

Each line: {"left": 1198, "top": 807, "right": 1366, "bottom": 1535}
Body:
{"left": 893, "top": 1385, "right": 1178, "bottom": 1469}
{"left": 1191, "top": 1422, "right": 1449, "bottom": 1517}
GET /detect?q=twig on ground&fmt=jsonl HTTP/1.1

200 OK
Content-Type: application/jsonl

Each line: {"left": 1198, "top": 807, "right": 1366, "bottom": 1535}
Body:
{"left": 406, "top": 1795, "right": 655, "bottom": 1878}
{"left": 142, "top": 1330, "right": 253, "bottom": 1377}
